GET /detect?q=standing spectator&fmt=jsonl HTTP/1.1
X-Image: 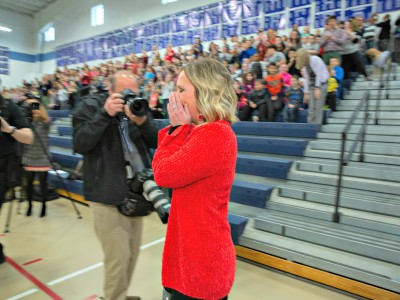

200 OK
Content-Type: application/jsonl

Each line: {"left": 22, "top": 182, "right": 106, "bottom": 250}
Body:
{"left": 250, "top": 53, "right": 264, "bottom": 79}
{"left": 148, "top": 87, "right": 163, "bottom": 119}
{"left": 305, "top": 35, "right": 320, "bottom": 55}
{"left": 377, "top": 14, "right": 391, "bottom": 51}
{"left": 296, "top": 48, "right": 329, "bottom": 124}
{"left": 326, "top": 67, "right": 338, "bottom": 111}
{"left": 160, "top": 74, "right": 175, "bottom": 119}
{"left": 341, "top": 21, "right": 369, "bottom": 80}
{"left": 239, "top": 79, "right": 268, "bottom": 122}
{"left": 39, "top": 75, "right": 52, "bottom": 108}
{"left": 0, "top": 94, "right": 33, "bottom": 264}
{"left": 265, "top": 63, "right": 284, "bottom": 122}
{"left": 164, "top": 45, "right": 175, "bottom": 63}
{"left": 283, "top": 76, "right": 304, "bottom": 122}
{"left": 22, "top": 99, "right": 51, "bottom": 217}
{"left": 153, "top": 59, "right": 237, "bottom": 300}
{"left": 266, "top": 29, "right": 277, "bottom": 45}
{"left": 394, "top": 15, "right": 400, "bottom": 63}
{"left": 329, "top": 57, "right": 345, "bottom": 99}
{"left": 193, "top": 38, "right": 204, "bottom": 59}
{"left": 363, "top": 16, "right": 377, "bottom": 54}
{"left": 320, "top": 16, "right": 347, "bottom": 64}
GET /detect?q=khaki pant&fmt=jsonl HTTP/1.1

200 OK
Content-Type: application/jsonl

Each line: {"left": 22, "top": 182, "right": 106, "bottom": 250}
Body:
{"left": 91, "top": 202, "right": 143, "bottom": 300}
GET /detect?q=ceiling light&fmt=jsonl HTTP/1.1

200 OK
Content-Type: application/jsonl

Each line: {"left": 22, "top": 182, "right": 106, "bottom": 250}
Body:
{"left": 0, "top": 26, "right": 12, "bottom": 32}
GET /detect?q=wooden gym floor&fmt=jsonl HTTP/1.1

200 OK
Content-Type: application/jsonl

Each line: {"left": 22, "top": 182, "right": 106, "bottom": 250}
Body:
{"left": 0, "top": 198, "right": 359, "bottom": 300}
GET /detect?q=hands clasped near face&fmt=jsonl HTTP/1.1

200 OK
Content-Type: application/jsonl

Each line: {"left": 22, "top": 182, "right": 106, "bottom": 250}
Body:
{"left": 168, "top": 92, "right": 192, "bottom": 127}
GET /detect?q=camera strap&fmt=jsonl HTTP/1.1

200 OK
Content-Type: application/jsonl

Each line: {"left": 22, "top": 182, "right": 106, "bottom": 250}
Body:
{"left": 118, "top": 115, "right": 145, "bottom": 176}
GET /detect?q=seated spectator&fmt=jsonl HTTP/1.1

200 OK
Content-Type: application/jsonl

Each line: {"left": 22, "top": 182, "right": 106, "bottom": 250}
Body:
{"left": 148, "top": 87, "right": 163, "bottom": 119}
{"left": 287, "top": 48, "right": 301, "bottom": 77}
{"left": 239, "top": 40, "right": 256, "bottom": 62}
{"left": 267, "top": 45, "right": 286, "bottom": 66}
{"left": 266, "top": 29, "right": 277, "bottom": 45}
{"left": 377, "top": 14, "right": 391, "bottom": 51}
{"left": 144, "top": 65, "right": 155, "bottom": 84}
{"left": 283, "top": 76, "right": 304, "bottom": 122}
{"left": 265, "top": 63, "right": 284, "bottom": 122}
{"left": 160, "top": 73, "right": 175, "bottom": 119}
{"left": 233, "top": 79, "right": 247, "bottom": 112}
{"left": 193, "top": 38, "right": 204, "bottom": 59}
{"left": 279, "top": 64, "right": 292, "bottom": 87}
{"left": 230, "top": 61, "right": 242, "bottom": 81}
{"left": 326, "top": 67, "right": 338, "bottom": 111}
{"left": 302, "top": 26, "right": 311, "bottom": 37}
{"left": 249, "top": 53, "right": 264, "bottom": 80}
{"left": 219, "top": 46, "right": 232, "bottom": 62}
{"left": 239, "top": 79, "right": 268, "bottom": 122}
{"left": 243, "top": 72, "right": 255, "bottom": 96}
{"left": 287, "top": 30, "right": 301, "bottom": 49}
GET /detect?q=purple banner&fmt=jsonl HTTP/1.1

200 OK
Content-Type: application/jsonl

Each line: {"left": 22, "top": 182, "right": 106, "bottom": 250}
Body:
{"left": 243, "top": 0, "right": 263, "bottom": 18}
{"left": 264, "top": 13, "right": 286, "bottom": 30}
{"left": 242, "top": 18, "right": 260, "bottom": 35}
{"left": 187, "top": 28, "right": 203, "bottom": 44}
{"left": 222, "top": 23, "right": 240, "bottom": 38}
{"left": 204, "top": 25, "right": 222, "bottom": 41}
{"left": 187, "top": 10, "right": 204, "bottom": 29}
{"left": 172, "top": 13, "right": 188, "bottom": 32}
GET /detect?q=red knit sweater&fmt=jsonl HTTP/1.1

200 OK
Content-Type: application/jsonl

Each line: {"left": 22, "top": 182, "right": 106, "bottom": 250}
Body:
{"left": 153, "top": 120, "right": 237, "bottom": 300}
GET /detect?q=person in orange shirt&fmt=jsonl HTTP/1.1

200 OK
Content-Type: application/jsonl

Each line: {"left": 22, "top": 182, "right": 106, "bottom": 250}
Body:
{"left": 264, "top": 63, "right": 284, "bottom": 122}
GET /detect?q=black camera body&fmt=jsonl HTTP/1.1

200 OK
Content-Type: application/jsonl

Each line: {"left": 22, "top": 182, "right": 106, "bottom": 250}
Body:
{"left": 120, "top": 88, "right": 149, "bottom": 117}
{"left": 19, "top": 99, "right": 40, "bottom": 124}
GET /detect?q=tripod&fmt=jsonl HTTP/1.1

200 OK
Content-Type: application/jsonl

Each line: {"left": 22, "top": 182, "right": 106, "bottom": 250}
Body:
{"left": 4, "top": 122, "right": 82, "bottom": 233}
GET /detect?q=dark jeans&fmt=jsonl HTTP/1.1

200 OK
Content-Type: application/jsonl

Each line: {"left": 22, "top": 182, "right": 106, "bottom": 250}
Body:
{"left": 0, "top": 157, "right": 19, "bottom": 210}
{"left": 283, "top": 105, "right": 298, "bottom": 122}
{"left": 341, "top": 52, "right": 368, "bottom": 80}
{"left": 239, "top": 103, "right": 267, "bottom": 121}
{"left": 266, "top": 97, "right": 283, "bottom": 122}
{"left": 326, "top": 92, "right": 337, "bottom": 111}
{"left": 164, "top": 288, "right": 228, "bottom": 300}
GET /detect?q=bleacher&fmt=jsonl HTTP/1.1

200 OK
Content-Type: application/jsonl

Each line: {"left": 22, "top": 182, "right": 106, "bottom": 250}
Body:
{"left": 46, "top": 68, "right": 400, "bottom": 296}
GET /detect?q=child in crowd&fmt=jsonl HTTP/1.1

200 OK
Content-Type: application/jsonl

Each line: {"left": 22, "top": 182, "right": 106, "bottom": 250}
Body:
{"left": 265, "top": 63, "right": 284, "bottom": 122}
{"left": 326, "top": 67, "right": 339, "bottom": 111}
{"left": 144, "top": 65, "right": 155, "bottom": 85}
{"left": 279, "top": 64, "right": 292, "bottom": 87}
{"left": 329, "top": 57, "right": 344, "bottom": 99}
{"left": 243, "top": 72, "right": 255, "bottom": 96}
{"left": 283, "top": 76, "right": 304, "bottom": 122}
{"left": 238, "top": 79, "right": 267, "bottom": 122}
{"left": 148, "top": 86, "right": 163, "bottom": 119}
{"left": 233, "top": 79, "right": 247, "bottom": 112}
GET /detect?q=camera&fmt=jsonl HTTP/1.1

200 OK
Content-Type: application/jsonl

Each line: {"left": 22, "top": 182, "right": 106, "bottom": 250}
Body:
{"left": 120, "top": 88, "right": 149, "bottom": 117}
{"left": 143, "top": 180, "right": 170, "bottom": 224}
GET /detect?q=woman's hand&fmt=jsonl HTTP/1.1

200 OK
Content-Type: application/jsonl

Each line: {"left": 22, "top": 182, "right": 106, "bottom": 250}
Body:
{"left": 168, "top": 92, "right": 191, "bottom": 126}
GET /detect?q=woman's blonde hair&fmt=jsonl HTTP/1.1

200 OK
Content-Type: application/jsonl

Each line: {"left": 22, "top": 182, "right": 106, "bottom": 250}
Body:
{"left": 295, "top": 48, "right": 310, "bottom": 70}
{"left": 182, "top": 58, "right": 238, "bottom": 124}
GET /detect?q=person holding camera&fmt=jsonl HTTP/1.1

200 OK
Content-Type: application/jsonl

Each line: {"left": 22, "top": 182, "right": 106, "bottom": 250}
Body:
{"left": 72, "top": 71, "right": 158, "bottom": 300}
{"left": 21, "top": 99, "right": 51, "bottom": 217}
{"left": 152, "top": 59, "right": 238, "bottom": 300}
{"left": 0, "top": 94, "right": 34, "bottom": 263}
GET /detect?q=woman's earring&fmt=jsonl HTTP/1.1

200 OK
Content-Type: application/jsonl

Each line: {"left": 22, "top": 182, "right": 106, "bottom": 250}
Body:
{"left": 198, "top": 114, "right": 205, "bottom": 121}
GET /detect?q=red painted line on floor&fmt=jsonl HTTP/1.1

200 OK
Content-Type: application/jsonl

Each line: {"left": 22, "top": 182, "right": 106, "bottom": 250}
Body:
{"left": 23, "top": 258, "right": 43, "bottom": 266}
{"left": 6, "top": 256, "right": 63, "bottom": 300}
{"left": 83, "top": 294, "right": 98, "bottom": 300}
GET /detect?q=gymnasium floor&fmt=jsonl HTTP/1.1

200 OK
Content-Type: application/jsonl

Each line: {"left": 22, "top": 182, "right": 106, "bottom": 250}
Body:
{"left": 0, "top": 198, "right": 359, "bottom": 300}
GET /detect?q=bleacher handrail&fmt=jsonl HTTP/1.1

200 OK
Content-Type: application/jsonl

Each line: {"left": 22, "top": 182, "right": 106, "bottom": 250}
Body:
{"left": 333, "top": 91, "right": 370, "bottom": 223}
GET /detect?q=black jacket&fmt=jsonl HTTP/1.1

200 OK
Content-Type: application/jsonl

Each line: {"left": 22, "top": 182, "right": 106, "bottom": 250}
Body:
{"left": 72, "top": 95, "right": 158, "bottom": 205}
{"left": 248, "top": 89, "right": 268, "bottom": 106}
{"left": 377, "top": 19, "right": 391, "bottom": 40}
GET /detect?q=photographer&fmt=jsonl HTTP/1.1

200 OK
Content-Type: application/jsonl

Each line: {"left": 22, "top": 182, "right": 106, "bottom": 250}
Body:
{"left": 0, "top": 94, "right": 33, "bottom": 263}
{"left": 72, "top": 71, "right": 158, "bottom": 300}
{"left": 21, "top": 99, "right": 51, "bottom": 217}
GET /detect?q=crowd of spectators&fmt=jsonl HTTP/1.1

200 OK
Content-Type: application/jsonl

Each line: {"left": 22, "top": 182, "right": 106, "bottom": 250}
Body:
{"left": 2, "top": 13, "right": 399, "bottom": 124}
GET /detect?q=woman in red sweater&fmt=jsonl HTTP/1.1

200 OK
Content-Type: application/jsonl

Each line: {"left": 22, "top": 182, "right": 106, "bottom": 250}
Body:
{"left": 152, "top": 58, "right": 238, "bottom": 300}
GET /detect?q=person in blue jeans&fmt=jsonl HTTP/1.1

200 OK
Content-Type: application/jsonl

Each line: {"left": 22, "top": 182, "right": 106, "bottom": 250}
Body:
{"left": 283, "top": 76, "right": 304, "bottom": 122}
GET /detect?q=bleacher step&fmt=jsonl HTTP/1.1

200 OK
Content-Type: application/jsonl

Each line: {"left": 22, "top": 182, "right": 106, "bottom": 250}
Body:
{"left": 304, "top": 149, "right": 400, "bottom": 166}
{"left": 287, "top": 170, "right": 400, "bottom": 195}
{"left": 321, "top": 124, "right": 400, "bottom": 135}
{"left": 327, "top": 118, "right": 400, "bottom": 125}
{"left": 317, "top": 132, "right": 400, "bottom": 143}
{"left": 239, "top": 226, "right": 400, "bottom": 293}
{"left": 253, "top": 215, "right": 400, "bottom": 265}
{"left": 308, "top": 140, "right": 400, "bottom": 156}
